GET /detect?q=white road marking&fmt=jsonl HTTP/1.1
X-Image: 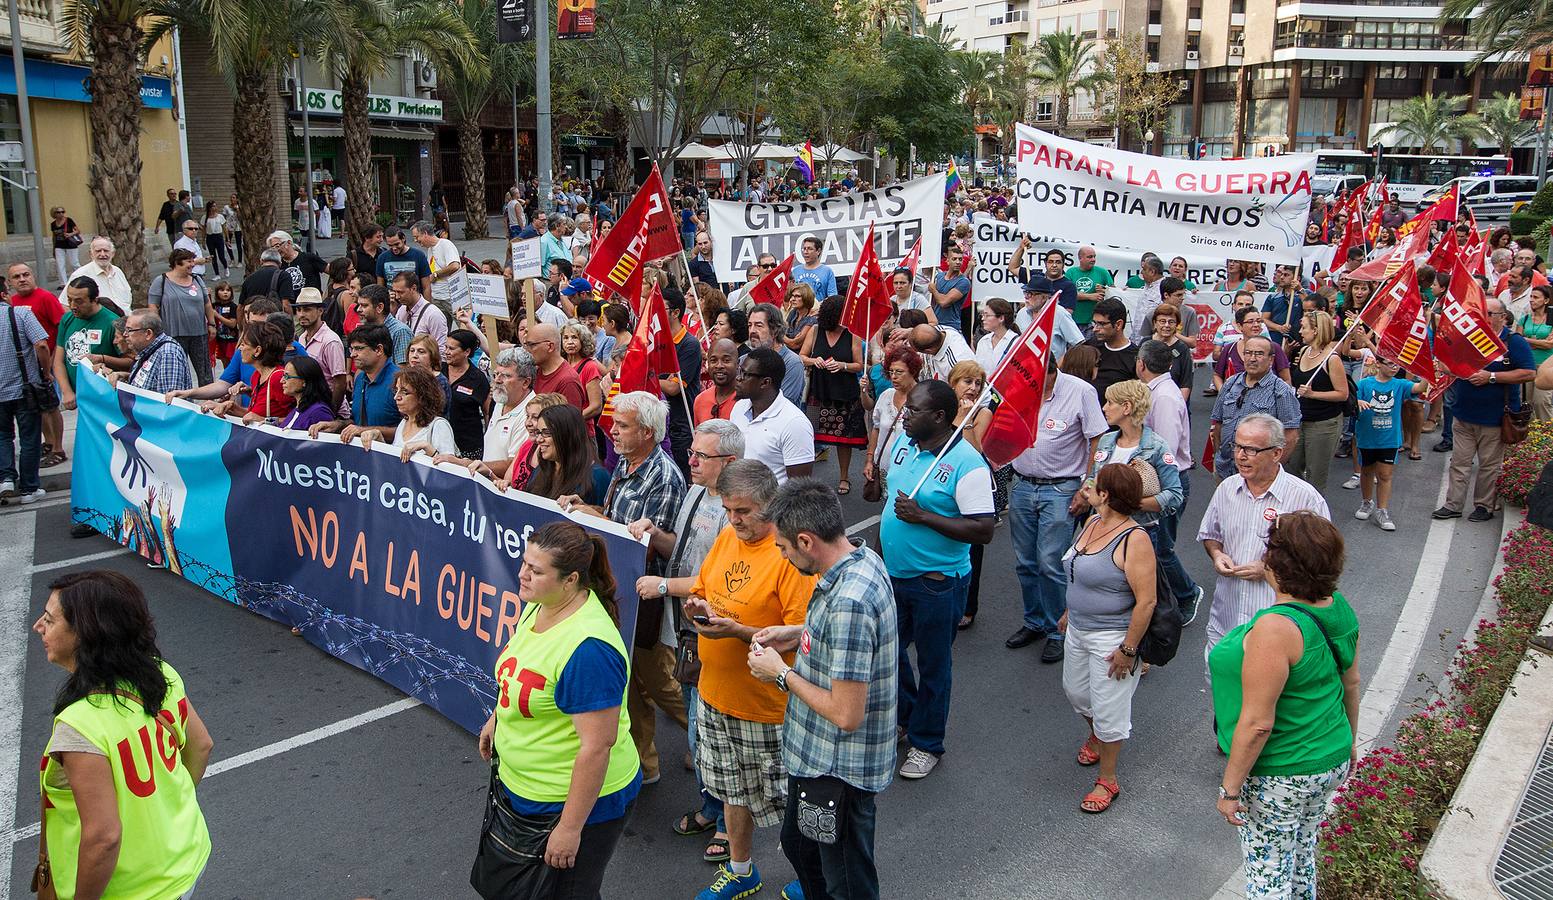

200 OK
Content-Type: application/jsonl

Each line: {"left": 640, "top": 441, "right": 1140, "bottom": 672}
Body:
{"left": 0, "top": 512, "right": 36, "bottom": 900}
{"left": 6, "top": 697, "right": 423, "bottom": 847}
{"left": 845, "top": 514, "right": 881, "bottom": 535}
{"left": 0, "top": 497, "right": 66, "bottom": 515}
{"left": 1211, "top": 462, "right": 1457, "bottom": 898}
{"left": 28, "top": 547, "right": 131, "bottom": 574}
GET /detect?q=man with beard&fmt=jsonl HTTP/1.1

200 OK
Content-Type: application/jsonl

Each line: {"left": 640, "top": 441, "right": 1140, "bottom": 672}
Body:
{"left": 747, "top": 303, "right": 805, "bottom": 407}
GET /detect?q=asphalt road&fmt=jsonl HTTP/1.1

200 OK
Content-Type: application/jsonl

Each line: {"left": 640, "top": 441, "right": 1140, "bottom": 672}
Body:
{"left": 2, "top": 389, "right": 1508, "bottom": 900}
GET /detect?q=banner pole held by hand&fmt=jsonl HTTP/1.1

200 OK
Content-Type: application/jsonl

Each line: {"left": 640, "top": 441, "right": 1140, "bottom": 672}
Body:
{"left": 904, "top": 381, "right": 995, "bottom": 500}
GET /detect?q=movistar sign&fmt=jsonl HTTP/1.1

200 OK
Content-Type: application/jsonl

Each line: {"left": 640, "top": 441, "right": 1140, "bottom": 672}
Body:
{"left": 296, "top": 88, "right": 443, "bottom": 123}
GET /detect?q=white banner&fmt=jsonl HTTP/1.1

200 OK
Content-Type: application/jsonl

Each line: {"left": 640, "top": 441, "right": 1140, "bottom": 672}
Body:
{"left": 707, "top": 174, "right": 946, "bottom": 281}
{"left": 970, "top": 214, "right": 1230, "bottom": 304}
{"left": 1013, "top": 124, "right": 1315, "bottom": 268}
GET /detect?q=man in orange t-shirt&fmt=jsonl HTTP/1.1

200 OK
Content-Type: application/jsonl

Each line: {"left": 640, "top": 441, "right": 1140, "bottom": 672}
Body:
{"left": 686, "top": 459, "right": 816, "bottom": 897}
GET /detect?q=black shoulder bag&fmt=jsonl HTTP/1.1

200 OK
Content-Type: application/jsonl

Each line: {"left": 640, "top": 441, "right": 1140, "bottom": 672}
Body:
{"left": 1117, "top": 525, "right": 1183, "bottom": 666}
{"left": 469, "top": 753, "right": 562, "bottom": 900}
{"left": 8, "top": 306, "right": 58, "bottom": 413}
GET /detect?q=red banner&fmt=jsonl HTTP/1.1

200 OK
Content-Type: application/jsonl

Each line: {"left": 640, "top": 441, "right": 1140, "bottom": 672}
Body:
{"left": 981, "top": 297, "right": 1057, "bottom": 469}
{"left": 841, "top": 222, "right": 893, "bottom": 339}
{"left": 1434, "top": 261, "right": 1507, "bottom": 378}
{"left": 583, "top": 165, "right": 679, "bottom": 302}
{"left": 1358, "top": 260, "right": 1438, "bottom": 385}
{"left": 557, "top": 0, "right": 596, "bottom": 38}
{"left": 747, "top": 253, "right": 794, "bottom": 307}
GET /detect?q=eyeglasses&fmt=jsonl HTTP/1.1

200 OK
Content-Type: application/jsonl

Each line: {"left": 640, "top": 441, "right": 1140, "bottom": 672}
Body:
{"left": 281, "top": 373, "right": 304, "bottom": 380}
{"left": 531, "top": 428, "right": 552, "bottom": 439}
{"left": 1228, "top": 442, "right": 1278, "bottom": 458}
{"left": 123, "top": 325, "right": 152, "bottom": 334}
{"left": 689, "top": 450, "right": 735, "bottom": 462}
{"left": 392, "top": 387, "right": 415, "bottom": 397}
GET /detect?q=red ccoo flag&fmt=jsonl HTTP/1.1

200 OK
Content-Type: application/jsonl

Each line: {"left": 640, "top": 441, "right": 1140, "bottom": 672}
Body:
{"left": 1433, "top": 260, "right": 1507, "bottom": 378}
{"left": 616, "top": 284, "right": 681, "bottom": 395}
{"left": 980, "top": 295, "right": 1058, "bottom": 469}
{"left": 1359, "top": 259, "right": 1439, "bottom": 385}
{"left": 747, "top": 253, "right": 795, "bottom": 307}
{"left": 895, "top": 236, "right": 923, "bottom": 276}
{"left": 842, "top": 222, "right": 894, "bottom": 339}
{"left": 583, "top": 164, "right": 679, "bottom": 302}
{"left": 1426, "top": 226, "right": 1459, "bottom": 274}
{"left": 1428, "top": 183, "right": 1459, "bottom": 222}
{"left": 1326, "top": 204, "right": 1366, "bottom": 272}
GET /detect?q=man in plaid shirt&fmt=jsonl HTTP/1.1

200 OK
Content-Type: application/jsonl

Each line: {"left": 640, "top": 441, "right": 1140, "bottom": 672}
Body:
{"left": 561, "top": 390, "right": 687, "bottom": 784}
{"left": 112, "top": 311, "right": 193, "bottom": 393}
{"left": 750, "top": 479, "right": 899, "bottom": 900}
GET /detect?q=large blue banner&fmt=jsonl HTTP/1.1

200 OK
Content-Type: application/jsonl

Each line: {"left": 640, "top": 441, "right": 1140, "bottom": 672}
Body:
{"left": 70, "top": 371, "right": 646, "bottom": 734}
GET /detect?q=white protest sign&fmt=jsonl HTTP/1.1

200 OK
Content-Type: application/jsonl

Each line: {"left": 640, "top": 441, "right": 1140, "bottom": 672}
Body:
{"left": 466, "top": 273, "right": 510, "bottom": 319}
{"left": 1014, "top": 124, "right": 1315, "bottom": 268}
{"left": 707, "top": 174, "right": 945, "bottom": 281}
{"left": 510, "top": 238, "right": 543, "bottom": 280}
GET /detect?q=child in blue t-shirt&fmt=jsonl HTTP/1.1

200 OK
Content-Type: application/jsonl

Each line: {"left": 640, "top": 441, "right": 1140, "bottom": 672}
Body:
{"left": 1355, "top": 358, "right": 1426, "bottom": 531}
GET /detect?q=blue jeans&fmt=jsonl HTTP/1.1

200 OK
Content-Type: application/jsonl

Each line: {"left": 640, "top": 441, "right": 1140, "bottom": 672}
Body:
{"left": 781, "top": 776, "right": 879, "bottom": 900}
{"left": 895, "top": 572, "right": 969, "bottom": 755}
{"left": 682, "top": 683, "right": 726, "bottom": 833}
{"left": 1009, "top": 478, "right": 1080, "bottom": 637}
{"left": 0, "top": 398, "right": 42, "bottom": 493}
{"left": 1148, "top": 473, "right": 1198, "bottom": 606}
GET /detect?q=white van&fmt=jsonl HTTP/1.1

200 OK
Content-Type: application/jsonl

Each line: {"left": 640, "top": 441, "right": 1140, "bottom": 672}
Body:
{"left": 1416, "top": 176, "right": 1539, "bottom": 224}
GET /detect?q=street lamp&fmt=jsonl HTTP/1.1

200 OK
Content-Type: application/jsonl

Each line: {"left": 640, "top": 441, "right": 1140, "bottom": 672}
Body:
{"left": 1144, "top": 129, "right": 1155, "bottom": 155}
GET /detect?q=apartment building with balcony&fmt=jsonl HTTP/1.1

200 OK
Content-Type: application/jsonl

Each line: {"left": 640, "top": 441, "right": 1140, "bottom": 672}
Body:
{"left": 1145, "top": 0, "right": 1522, "bottom": 158}
{"left": 0, "top": 0, "right": 183, "bottom": 245}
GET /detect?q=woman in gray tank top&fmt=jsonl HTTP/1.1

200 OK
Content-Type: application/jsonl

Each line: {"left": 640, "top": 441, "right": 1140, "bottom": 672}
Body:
{"left": 1059, "top": 463, "right": 1158, "bottom": 814}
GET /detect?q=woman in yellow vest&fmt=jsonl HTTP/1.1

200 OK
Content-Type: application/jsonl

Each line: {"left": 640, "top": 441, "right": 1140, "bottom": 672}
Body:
{"left": 474, "top": 521, "right": 639, "bottom": 898}
{"left": 32, "top": 571, "right": 213, "bottom": 900}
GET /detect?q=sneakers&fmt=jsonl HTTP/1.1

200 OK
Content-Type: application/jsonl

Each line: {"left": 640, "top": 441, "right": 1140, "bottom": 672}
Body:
{"left": 697, "top": 864, "right": 762, "bottom": 900}
{"left": 1341, "top": 474, "right": 1361, "bottom": 490}
{"left": 16, "top": 488, "right": 45, "bottom": 504}
{"left": 781, "top": 881, "right": 805, "bottom": 900}
{"left": 1181, "top": 584, "right": 1204, "bottom": 627}
{"left": 0, "top": 479, "right": 14, "bottom": 499}
{"left": 1354, "top": 499, "right": 1374, "bottom": 520}
{"left": 1373, "top": 508, "right": 1395, "bottom": 531}
{"left": 899, "top": 747, "right": 940, "bottom": 780}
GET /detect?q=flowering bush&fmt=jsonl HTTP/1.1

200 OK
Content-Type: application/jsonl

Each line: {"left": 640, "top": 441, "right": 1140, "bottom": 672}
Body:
{"left": 1317, "top": 522, "right": 1553, "bottom": 898}
{"left": 1498, "top": 419, "right": 1553, "bottom": 508}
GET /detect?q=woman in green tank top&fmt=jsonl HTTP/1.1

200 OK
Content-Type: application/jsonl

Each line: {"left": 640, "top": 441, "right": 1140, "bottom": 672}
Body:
{"left": 34, "top": 570, "right": 213, "bottom": 900}
{"left": 1208, "top": 512, "right": 1360, "bottom": 900}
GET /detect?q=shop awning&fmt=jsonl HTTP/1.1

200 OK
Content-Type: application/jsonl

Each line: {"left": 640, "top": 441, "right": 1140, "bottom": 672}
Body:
{"left": 289, "top": 122, "right": 434, "bottom": 142}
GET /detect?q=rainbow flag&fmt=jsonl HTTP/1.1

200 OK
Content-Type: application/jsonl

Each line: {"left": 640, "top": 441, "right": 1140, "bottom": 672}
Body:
{"left": 944, "top": 159, "right": 962, "bottom": 196}
{"left": 794, "top": 141, "right": 814, "bottom": 184}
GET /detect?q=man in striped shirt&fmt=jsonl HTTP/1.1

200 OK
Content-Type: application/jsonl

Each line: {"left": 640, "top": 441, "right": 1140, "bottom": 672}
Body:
{"left": 1197, "top": 413, "right": 1329, "bottom": 658}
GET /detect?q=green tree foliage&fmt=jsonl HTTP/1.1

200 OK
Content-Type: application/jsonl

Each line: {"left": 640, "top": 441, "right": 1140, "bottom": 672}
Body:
{"left": 1028, "top": 31, "right": 1110, "bottom": 134}
{"left": 1371, "top": 94, "right": 1477, "bottom": 154}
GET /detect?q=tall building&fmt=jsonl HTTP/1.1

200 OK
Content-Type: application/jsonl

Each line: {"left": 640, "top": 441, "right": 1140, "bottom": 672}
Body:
{"left": 1143, "top": 0, "right": 1520, "bottom": 158}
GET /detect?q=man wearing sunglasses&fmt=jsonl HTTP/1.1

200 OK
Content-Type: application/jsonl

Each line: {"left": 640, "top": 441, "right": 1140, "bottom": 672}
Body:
{"left": 1208, "top": 335, "right": 1301, "bottom": 477}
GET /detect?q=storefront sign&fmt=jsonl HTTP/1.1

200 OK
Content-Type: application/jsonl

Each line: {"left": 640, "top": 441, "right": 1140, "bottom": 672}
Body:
{"left": 296, "top": 88, "right": 443, "bottom": 124}
{"left": 0, "top": 59, "right": 172, "bottom": 109}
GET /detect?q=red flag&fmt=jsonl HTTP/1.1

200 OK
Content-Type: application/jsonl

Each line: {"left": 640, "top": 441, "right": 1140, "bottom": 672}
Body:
{"left": 842, "top": 223, "right": 894, "bottom": 338}
{"left": 1462, "top": 225, "right": 1486, "bottom": 278}
{"left": 1363, "top": 203, "right": 1385, "bottom": 243}
{"left": 747, "top": 253, "right": 795, "bottom": 307}
{"left": 896, "top": 236, "right": 923, "bottom": 275}
{"left": 980, "top": 296, "right": 1057, "bottom": 468}
{"left": 1199, "top": 432, "right": 1215, "bottom": 474}
{"left": 616, "top": 284, "right": 681, "bottom": 395}
{"left": 1348, "top": 210, "right": 1432, "bottom": 282}
{"left": 583, "top": 165, "right": 679, "bottom": 301}
{"left": 1426, "top": 227, "right": 1459, "bottom": 274}
{"left": 1433, "top": 261, "right": 1507, "bottom": 378}
{"left": 1327, "top": 204, "right": 1365, "bottom": 271}
{"left": 1428, "top": 183, "right": 1459, "bottom": 222}
{"left": 1358, "top": 260, "right": 1438, "bottom": 385}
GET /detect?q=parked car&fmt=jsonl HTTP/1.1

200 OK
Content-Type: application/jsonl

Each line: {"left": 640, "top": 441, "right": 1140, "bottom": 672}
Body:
{"left": 1311, "top": 174, "right": 1369, "bottom": 198}
{"left": 1416, "top": 176, "right": 1539, "bottom": 224}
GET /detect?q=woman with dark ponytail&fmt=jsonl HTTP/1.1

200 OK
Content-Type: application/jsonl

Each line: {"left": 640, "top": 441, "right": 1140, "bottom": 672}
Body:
{"left": 473, "top": 522, "right": 638, "bottom": 898}
{"left": 33, "top": 570, "right": 213, "bottom": 899}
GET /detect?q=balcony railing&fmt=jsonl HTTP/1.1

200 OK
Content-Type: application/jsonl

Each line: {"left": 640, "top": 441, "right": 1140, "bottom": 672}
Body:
{"left": 1279, "top": 0, "right": 1441, "bottom": 5}
{"left": 1274, "top": 31, "right": 1482, "bottom": 51}
{"left": 1, "top": 0, "right": 64, "bottom": 51}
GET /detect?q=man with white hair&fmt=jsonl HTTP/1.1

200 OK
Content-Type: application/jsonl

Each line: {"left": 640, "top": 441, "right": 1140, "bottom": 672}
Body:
{"left": 410, "top": 219, "right": 466, "bottom": 319}
{"left": 69, "top": 237, "right": 130, "bottom": 314}
{"left": 559, "top": 391, "right": 688, "bottom": 785}
{"left": 460, "top": 347, "right": 535, "bottom": 480}
{"left": 266, "top": 229, "right": 327, "bottom": 293}
{"left": 1197, "top": 412, "right": 1329, "bottom": 653}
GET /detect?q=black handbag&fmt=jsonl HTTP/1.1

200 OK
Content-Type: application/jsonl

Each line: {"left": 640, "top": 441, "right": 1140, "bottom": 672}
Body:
{"left": 1118, "top": 525, "right": 1184, "bottom": 666}
{"left": 8, "top": 306, "right": 58, "bottom": 413}
{"left": 470, "top": 759, "right": 562, "bottom": 900}
{"left": 792, "top": 775, "right": 847, "bottom": 845}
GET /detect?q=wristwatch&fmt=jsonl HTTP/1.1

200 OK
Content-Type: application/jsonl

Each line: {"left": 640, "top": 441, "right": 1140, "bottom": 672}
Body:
{"left": 1489, "top": 371, "right": 1498, "bottom": 384}
{"left": 656, "top": 578, "right": 669, "bottom": 598}
{"left": 1218, "top": 785, "right": 1240, "bottom": 801}
{"left": 776, "top": 666, "right": 793, "bottom": 693}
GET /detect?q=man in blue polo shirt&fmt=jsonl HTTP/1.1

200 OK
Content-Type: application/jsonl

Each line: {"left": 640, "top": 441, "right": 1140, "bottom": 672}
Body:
{"left": 1260, "top": 264, "right": 1300, "bottom": 346}
{"left": 307, "top": 323, "right": 401, "bottom": 438}
{"left": 1432, "top": 297, "right": 1536, "bottom": 522}
{"left": 881, "top": 380, "right": 995, "bottom": 781}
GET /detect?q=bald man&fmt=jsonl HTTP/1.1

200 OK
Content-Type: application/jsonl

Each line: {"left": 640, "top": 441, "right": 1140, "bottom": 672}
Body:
{"left": 525, "top": 321, "right": 586, "bottom": 409}
{"left": 906, "top": 322, "right": 974, "bottom": 382}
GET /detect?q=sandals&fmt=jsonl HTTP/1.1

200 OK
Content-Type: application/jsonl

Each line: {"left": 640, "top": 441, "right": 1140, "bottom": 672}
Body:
{"left": 41, "top": 452, "right": 66, "bottom": 468}
{"left": 837, "top": 479, "right": 851, "bottom": 495}
{"left": 703, "top": 834, "right": 731, "bottom": 863}
{"left": 673, "top": 810, "right": 716, "bottom": 836}
{"left": 1409, "top": 450, "right": 1423, "bottom": 461}
{"left": 1081, "top": 777, "right": 1120, "bottom": 813}
{"left": 1077, "top": 736, "right": 1101, "bottom": 766}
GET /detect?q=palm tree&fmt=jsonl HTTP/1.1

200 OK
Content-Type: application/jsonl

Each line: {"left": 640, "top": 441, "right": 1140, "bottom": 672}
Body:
{"left": 1372, "top": 94, "right": 1476, "bottom": 153}
{"left": 441, "top": 0, "right": 523, "bottom": 240}
{"left": 145, "top": 0, "right": 308, "bottom": 263}
{"left": 1456, "top": 93, "right": 1536, "bottom": 158}
{"left": 1443, "top": 0, "right": 1553, "bottom": 63}
{"left": 956, "top": 51, "right": 1001, "bottom": 174}
{"left": 61, "top": 0, "right": 155, "bottom": 295}
{"left": 312, "top": 0, "right": 478, "bottom": 246}
{"left": 1029, "top": 31, "right": 1111, "bottom": 135}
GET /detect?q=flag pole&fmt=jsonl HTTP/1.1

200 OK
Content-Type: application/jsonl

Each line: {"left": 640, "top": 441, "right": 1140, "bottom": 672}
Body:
{"left": 904, "top": 380, "right": 996, "bottom": 500}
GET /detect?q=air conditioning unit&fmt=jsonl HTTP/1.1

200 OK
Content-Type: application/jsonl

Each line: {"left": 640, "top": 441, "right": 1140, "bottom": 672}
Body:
{"left": 415, "top": 60, "right": 437, "bottom": 90}
{"left": 1186, "top": 50, "right": 1200, "bottom": 60}
{"left": 1228, "top": 44, "right": 1244, "bottom": 56}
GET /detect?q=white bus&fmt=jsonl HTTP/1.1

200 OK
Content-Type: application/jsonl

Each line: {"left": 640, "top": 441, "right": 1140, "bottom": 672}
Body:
{"left": 1310, "top": 151, "right": 1511, "bottom": 204}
